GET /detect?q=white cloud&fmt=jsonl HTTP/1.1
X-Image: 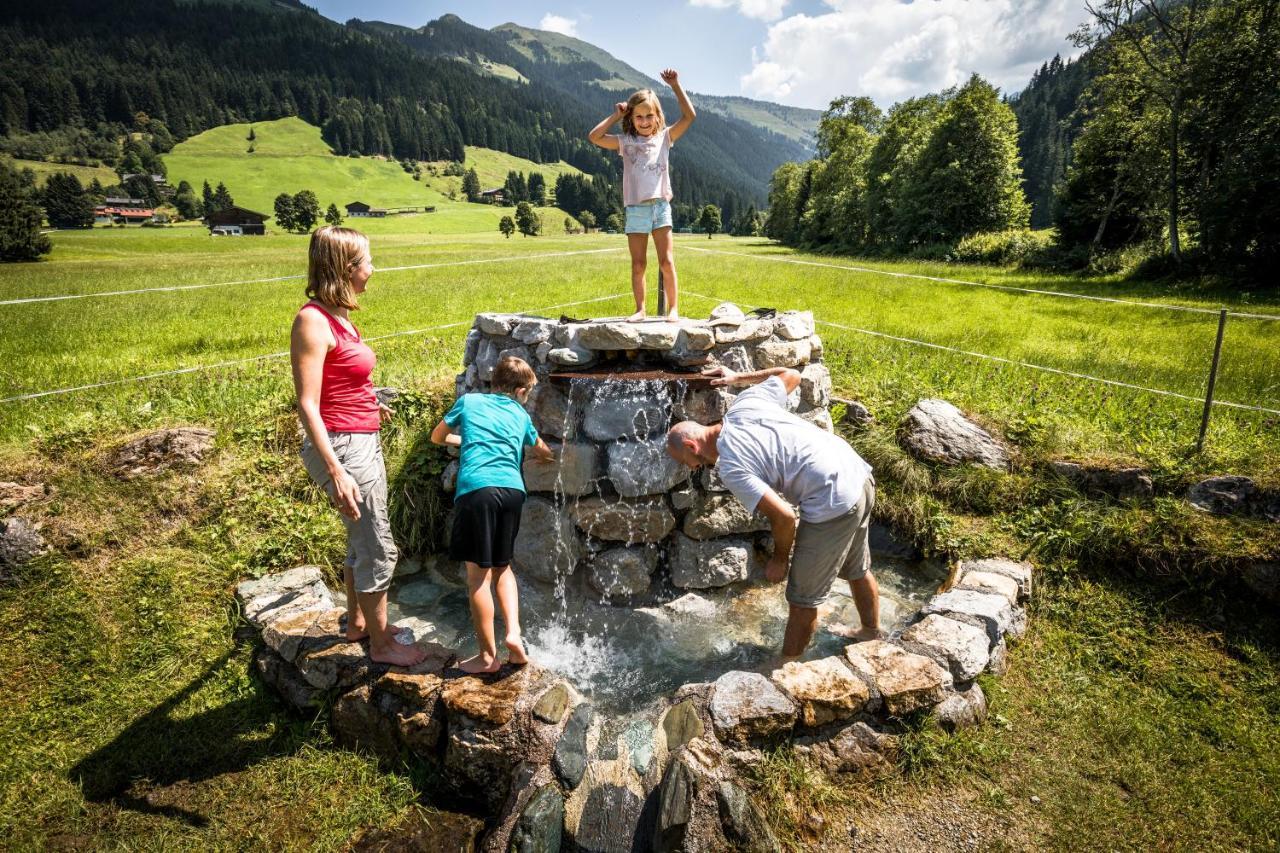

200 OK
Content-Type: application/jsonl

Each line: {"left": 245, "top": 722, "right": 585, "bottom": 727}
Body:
{"left": 739, "top": 0, "right": 1089, "bottom": 109}
{"left": 539, "top": 13, "right": 578, "bottom": 37}
{"left": 691, "top": 0, "right": 790, "bottom": 23}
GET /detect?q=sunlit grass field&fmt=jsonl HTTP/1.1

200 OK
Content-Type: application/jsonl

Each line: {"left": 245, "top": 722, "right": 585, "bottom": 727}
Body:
{"left": 1, "top": 224, "right": 1277, "bottom": 850}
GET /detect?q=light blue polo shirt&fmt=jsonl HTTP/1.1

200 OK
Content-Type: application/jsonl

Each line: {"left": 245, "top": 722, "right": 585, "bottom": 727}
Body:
{"left": 444, "top": 393, "right": 539, "bottom": 497}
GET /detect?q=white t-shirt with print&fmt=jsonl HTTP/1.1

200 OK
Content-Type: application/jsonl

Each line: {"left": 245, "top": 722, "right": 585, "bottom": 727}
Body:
{"left": 612, "top": 127, "right": 673, "bottom": 207}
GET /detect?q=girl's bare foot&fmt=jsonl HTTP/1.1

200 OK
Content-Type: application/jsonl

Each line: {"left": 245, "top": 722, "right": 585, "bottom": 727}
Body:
{"left": 627, "top": 309, "right": 646, "bottom": 322}
{"left": 457, "top": 653, "right": 502, "bottom": 674}
{"left": 505, "top": 634, "right": 529, "bottom": 665}
{"left": 666, "top": 309, "right": 680, "bottom": 320}
{"left": 370, "top": 641, "right": 427, "bottom": 667}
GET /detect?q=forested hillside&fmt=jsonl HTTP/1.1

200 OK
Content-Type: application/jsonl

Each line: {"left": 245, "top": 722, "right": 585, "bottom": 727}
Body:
{"left": 1008, "top": 55, "right": 1094, "bottom": 228}
{"left": 0, "top": 0, "right": 798, "bottom": 226}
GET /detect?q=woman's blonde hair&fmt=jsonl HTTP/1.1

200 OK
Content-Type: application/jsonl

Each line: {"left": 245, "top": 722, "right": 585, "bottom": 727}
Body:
{"left": 307, "top": 225, "right": 369, "bottom": 310}
{"left": 622, "top": 89, "right": 666, "bottom": 137}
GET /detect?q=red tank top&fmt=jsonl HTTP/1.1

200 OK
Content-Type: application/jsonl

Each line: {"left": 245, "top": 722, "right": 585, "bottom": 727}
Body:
{"left": 301, "top": 302, "right": 380, "bottom": 433}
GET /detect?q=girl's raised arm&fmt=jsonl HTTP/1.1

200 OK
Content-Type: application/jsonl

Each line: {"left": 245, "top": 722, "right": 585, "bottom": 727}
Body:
{"left": 588, "top": 103, "right": 626, "bottom": 150}
{"left": 661, "top": 69, "right": 696, "bottom": 143}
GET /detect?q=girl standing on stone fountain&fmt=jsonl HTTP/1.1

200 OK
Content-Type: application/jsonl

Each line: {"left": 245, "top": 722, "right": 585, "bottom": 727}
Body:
{"left": 291, "top": 225, "right": 426, "bottom": 668}
{"left": 588, "top": 69, "right": 696, "bottom": 321}
{"left": 431, "top": 356, "right": 555, "bottom": 674}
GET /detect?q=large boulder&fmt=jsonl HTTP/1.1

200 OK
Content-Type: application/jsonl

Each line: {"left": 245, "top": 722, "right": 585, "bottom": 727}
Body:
{"left": 586, "top": 546, "right": 657, "bottom": 599}
{"left": 678, "top": 386, "right": 732, "bottom": 425}
{"left": 899, "top": 400, "right": 1010, "bottom": 470}
{"left": 512, "top": 498, "right": 582, "bottom": 584}
{"left": 1187, "top": 475, "right": 1280, "bottom": 522}
{"left": 753, "top": 338, "right": 812, "bottom": 370}
{"left": 681, "top": 493, "right": 769, "bottom": 540}
{"left": 668, "top": 534, "right": 751, "bottom": 589}
{"left": 568, "top": 495, "right": 675, "bottom": 543}
{"left": 770, "top": 656, "right": 871, "bottom": 727}
{"left": 111, "top": 427, "right": 216, "bottom": 478}
{"left": 522, "top": 441, "right": 598, "bottom": 496}
{"left": 583, "top": 385, "right": 671, "bottom": 441}
{"left": 792, "top": 720, "right": 897, "bottom": 777}
{"left": 709, "top": 670, "right": 797, "bottom": 745}
{"left": 798, "top": 363, "right": 832, "bottom": 408}
{"left": 843, "top": 640, "right": 953, "bottom": 716}
{"left": 606, "top": 438, "right": 689, "bottom": 497}
{"left": 525, "top": 382, "right": 576, "bottom": 440}
{"left": 930, "top": 682, "right": 988, "bottom": 732}
{"left": 774, "top": 311, "right": 814, "bottom": 341}
{"left": 236, "top": 566, "right": 336, "bottom": 628}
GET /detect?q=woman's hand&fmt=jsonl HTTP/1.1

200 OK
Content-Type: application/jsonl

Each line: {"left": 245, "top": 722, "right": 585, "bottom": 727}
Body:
{"left": 330, "top": 469, "right": 363, "bottom": 520}
{"left": 660, "top": 69, "right": 679, "bottom": 86}
{"left": 378, "top": 402, "right": 394, "bottom": 425}
{"left": 701, "top": 365, "right": 737, "bottom": 387}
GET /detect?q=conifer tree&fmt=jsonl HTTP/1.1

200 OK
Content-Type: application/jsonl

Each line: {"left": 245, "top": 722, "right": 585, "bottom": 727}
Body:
{"left": 42, "top": 172, "right": 94, "bottom": 228}
{"left": 0, "top": 162, "right": 52, "bottom": 261}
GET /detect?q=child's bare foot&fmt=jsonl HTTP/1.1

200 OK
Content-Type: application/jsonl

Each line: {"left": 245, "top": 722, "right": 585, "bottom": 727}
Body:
{"left": 457, "top": 653, "right": 502, "bottom": 674}
{"left": 505, "top": 633, "right": 529, "bottom": 665}
{"left": 666, "top": 308, "right": 680, "bottom": 320}
{"left": 627, "top": 309, "right": 646, "bottom": 322}
{"left": 370, "top": 641, "right": 428, "bottom": 667}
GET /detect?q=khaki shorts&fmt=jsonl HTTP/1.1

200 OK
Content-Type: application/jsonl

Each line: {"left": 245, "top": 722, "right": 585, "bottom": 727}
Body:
{"left": 786, "top": 476, "right": 876, "bottom": 609}
{"left": 301, "top": 431, "right": 397, "bottom": 594}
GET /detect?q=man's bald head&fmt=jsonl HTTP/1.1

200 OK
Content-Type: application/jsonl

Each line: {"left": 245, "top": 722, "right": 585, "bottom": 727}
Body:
{"left": 666, "top": 421, "right": 717, "bottom": 469}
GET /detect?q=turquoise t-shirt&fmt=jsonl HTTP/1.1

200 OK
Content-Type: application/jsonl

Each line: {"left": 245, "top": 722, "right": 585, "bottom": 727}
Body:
{"left": 445, "top": 393, "right": 539, "bottom": 497}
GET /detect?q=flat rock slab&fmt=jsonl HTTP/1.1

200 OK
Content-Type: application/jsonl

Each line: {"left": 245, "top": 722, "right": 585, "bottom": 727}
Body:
{"left": 582, "top": 387, "right": 671, "bottom": 441}
{"left": 1050, "top": 461, "right": 1154, "bottom": 499}
{"left": 956, "top": 570, "right": 1020, "bottom": 605}
{"left": 586, "top": 546, "right": 657, "bottom": 598}
{"left": 111, "top": 427, "right": 216, "bottom": 478}
{"left": 843, "top": 640, "right": 952, "bottom": 716}
{"left": 898, "top": 614, "right": 990, "bottom": 682}
{"left": 577, "top": 322, "right": 680, "bottom": 350}
{"left": 236, "top": 566, "right": 336, "bottom": 628}
{"left": 710, "top": 670, "right": 797, "bottom": 744}
{"left": 921, "top": 588, "right": 1023, "bottom": 644}
{"left": 441, "top": 664, "right": 543, "bottom": 727}
{"left": 568, "top": 496, "right": 675, "bottom": 543}
{"left": 771, "top": 656, "right": 871, "bottom": 727}
{"left": 899, "top": 399, "right": 1009, "bottom": 470}
{"left": 1187, "top": 475, "right": 1279, "bottom": 522}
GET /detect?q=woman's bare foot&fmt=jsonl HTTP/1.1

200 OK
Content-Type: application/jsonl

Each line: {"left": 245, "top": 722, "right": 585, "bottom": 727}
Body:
{"left": 505, "top": 634, "right": 529, "bottom": 665}
{"left": 457, "top": 653, "right": 502, "bottom": 674}
{"left": 370, "top": 640, "right": 427, "bottom": 667}
{"left": 627, "top": 309, "right": 646, "bottom": 322}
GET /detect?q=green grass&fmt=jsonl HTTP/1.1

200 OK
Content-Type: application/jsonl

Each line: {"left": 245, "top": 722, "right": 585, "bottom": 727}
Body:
{"left": 163, "top": 117, "right": 580, "bottom": 227}
{"left": 1, "top": 223, "right": 1277, "bottom": 849}
{"left": 3, "top": 157, "right": 117, "bottom": 188}
{"left": 421, "top": 145, "right": 586, "bottom": 199}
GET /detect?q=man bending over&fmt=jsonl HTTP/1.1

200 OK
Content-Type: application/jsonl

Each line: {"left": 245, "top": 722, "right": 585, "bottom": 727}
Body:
{"left": 666, "top": 365, "right": 880, "bottom": 658}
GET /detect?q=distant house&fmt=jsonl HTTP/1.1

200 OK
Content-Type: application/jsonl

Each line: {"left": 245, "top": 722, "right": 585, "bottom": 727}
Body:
{"left": 205, "top": 206, "right": 269, "bottom": 236}
{"left": 478, "top": 188, "right": 504, "bottom": 205}
{"left": 345, "top": 201, "right": 387, "bottom": 218}
{"left": 94, "top": 203, "right": 155, "bottom": 225}
{"left": 120, "top": 174, "right": 175, "bottom": 199}
{"left": 103, "top": 196, "right": 148, "bottom": 209}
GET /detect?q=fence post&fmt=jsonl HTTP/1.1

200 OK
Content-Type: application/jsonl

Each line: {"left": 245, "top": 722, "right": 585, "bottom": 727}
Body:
{"left": 1195, "top": 308, "right": 1228, "bottom": 454}
{"left": 657, "top": 268, "right": 666, "bottom": 317}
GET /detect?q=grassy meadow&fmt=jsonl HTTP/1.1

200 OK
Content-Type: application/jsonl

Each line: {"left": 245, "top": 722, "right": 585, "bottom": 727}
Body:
{"left": 1, "top": 222, "right": 1277, "bottom": 849}
{"left": 3, "top": 157, "right": 118, "bottom": 189}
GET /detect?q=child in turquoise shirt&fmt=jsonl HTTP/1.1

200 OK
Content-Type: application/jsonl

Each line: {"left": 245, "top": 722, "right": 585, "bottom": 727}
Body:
{"left": 431, "top": 355, "right": 554, "bottom": 673}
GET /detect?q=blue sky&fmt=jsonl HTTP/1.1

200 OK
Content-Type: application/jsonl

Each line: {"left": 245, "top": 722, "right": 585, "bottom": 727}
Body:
{"left": 309, "top": 0, "right": 1090, "bottom": 110}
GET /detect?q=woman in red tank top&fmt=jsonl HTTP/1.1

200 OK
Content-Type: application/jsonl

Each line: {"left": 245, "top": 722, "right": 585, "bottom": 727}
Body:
{"left": 290, "top": 226, "right": 425, "bottom": 668}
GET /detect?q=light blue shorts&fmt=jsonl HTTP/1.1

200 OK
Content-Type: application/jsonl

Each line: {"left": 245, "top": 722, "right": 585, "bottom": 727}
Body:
{"left": 624, "top": 199, "right": 673, "bottom": 234}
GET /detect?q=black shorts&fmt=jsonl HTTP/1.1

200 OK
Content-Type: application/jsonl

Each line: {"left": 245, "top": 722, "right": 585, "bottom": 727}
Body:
{"left": 449, "top": 486, "right": 525, "bottom": 568}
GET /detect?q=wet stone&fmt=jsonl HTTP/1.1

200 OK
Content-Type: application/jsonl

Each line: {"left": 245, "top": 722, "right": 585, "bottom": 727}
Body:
{"left": 441, "top": 664, "right": 541, "bottom": 727}
{"left": 668, "top": 534, "right": 751, "bottom": 589}
{"left": 573, "top": 783, "right": 646, "bottom": 853}
{"left": 533, "top": 683, "right": 571, "bottom": 724}
{"left": 512, "top": 498, "right": 582, "bottom": 584}
{"left": 568, "top": 496, "right": 675, "bottom": 543}
{"left": 511, "top": 784, "right": 564, "bottom": 853}
{"left": 586, "top": 546, "right": 657, "bottom": 599}
{"left": 553, "top": 703, "right": 592, "bottom": 789}
{"left": 624, "top": 718, "right": 656, "bottom": 776}
{"left": 662, "top": 699, "right": 705, "bottom": 751}
{"left": 526, "top": 382, "right": 576, "bottom": 440}
{"left": 606, "top": 438, "right": 689, "bottom": 498}
{"left": 710, "top": 670, "right": 798, "bottom": 745}
{"left": 522, "top": 441, "right": 598, "bottom": 496}
{"left": 583, "top": 386, "right": 671, "bottom": 441}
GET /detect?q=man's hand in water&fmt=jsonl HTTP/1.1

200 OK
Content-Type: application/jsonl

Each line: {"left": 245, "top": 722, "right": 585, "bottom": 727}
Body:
{"left": 702, "top": 365, "right": 738, "bottom": 387}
